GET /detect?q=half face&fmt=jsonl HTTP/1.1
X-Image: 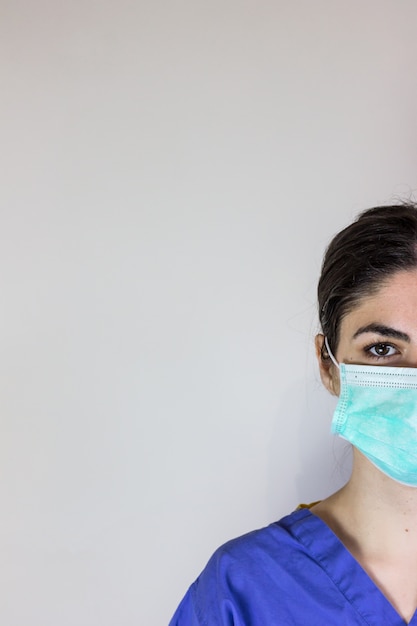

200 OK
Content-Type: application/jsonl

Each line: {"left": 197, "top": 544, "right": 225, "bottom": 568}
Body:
{"left": 316, "top": 268, "right": 417, "bottom": 395}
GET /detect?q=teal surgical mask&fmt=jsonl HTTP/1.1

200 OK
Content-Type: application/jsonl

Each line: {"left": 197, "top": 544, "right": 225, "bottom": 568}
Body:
{"left": 324, "top": 338, "right": 417, "bottom": 486}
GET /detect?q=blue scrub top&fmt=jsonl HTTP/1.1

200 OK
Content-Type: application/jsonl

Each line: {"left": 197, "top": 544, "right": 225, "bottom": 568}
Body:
{"left": 169, "top": 508, "right": 416, "bottom": 625}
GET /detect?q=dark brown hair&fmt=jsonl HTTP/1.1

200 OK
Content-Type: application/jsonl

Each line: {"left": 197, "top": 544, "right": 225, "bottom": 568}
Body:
{"left": 318, "top": 203, "right": 417, "bottom": 357}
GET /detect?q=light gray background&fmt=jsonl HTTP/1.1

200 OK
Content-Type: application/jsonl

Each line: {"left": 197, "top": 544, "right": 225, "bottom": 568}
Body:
{"left": 2, "top": 1, "right": 417, "bottom": 625}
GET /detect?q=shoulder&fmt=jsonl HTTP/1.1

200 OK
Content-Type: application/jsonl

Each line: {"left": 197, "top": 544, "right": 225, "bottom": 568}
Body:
{"left": 204, "top": 507, "right": 311, "bottom": 574}
{"left": 169, "top": 508, "right": 319, "bottom": 625}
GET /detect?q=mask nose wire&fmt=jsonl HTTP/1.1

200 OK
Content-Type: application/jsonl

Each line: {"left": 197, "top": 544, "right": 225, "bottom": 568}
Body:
{"left": 324, "top": 337, "right": 340, "bottom": 369}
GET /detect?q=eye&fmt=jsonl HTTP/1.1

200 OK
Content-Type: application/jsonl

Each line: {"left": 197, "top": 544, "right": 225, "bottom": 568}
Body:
{"left": 366, "top": 342, "right": 398, "bottom": 358}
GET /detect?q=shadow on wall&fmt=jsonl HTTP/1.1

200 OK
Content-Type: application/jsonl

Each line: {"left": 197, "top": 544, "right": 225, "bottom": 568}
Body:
{"left": 267, "top": 377, "right": 352, "bottom": 519}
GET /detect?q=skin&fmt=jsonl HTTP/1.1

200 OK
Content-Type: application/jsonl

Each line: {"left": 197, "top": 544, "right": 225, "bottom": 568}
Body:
{"left": 313, "top": 268, "right": 417, "bottom": 624}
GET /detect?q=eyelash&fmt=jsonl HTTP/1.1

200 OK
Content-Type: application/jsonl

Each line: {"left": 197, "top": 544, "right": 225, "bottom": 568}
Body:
{"left": 363, "top": 342, "right": 400, "bottom": 359}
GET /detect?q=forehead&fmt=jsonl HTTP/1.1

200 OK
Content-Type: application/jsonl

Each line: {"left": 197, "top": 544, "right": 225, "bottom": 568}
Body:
{"left": 339, "top": 269, "right": 417, "bottom": 339}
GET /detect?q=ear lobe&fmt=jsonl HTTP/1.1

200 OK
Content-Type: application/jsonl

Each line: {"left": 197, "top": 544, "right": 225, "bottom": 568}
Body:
{"left": 314, "top": 334, "right": 339, "bottom": 396}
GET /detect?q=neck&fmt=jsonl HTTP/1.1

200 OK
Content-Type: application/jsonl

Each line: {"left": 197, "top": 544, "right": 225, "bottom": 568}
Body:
{"left": 314, "top": 450, "right": 417, "bottom": 556}
{"left": 312, "top": 451, "right": 417, "bottom": 623}
{"left": 350, "top": 450, "right": 417, "bottom": 514}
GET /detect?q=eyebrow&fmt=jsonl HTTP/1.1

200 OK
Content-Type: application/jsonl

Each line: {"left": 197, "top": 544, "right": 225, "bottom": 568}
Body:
{"left": 352, "top": 323, "right": 410, "bottom": 342}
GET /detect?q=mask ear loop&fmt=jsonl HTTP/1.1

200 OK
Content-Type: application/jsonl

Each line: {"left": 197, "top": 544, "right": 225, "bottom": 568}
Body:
{"left": 324, "top": 337, "right": 340, "bottom": 369}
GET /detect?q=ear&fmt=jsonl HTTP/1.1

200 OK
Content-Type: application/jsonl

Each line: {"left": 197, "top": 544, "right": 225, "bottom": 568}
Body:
{"left": 315, "top": 333, "right": 340, "bottom": 396}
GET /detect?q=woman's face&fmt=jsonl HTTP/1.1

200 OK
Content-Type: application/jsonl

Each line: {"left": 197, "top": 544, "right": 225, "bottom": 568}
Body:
{"left": 317, "top": 268, "right": 417, "bottom": 395}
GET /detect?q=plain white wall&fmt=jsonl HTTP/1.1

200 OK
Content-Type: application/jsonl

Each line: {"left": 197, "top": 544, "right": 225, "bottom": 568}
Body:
{"left": 2, "top": 1, "right": 417, "bottom": 624}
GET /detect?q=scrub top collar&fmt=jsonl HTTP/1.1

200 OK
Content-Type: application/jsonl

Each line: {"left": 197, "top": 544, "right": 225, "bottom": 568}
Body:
{"left": 286, "top": 508, "right": 417, "bottom": 626}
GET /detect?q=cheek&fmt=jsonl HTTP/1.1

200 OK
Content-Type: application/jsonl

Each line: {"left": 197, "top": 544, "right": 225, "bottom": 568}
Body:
{"left": 329, "top": 366, "right": 341, "bottom": 396}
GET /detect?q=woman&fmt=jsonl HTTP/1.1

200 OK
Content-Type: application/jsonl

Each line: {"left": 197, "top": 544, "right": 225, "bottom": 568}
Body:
{"left": 170, "top": 204, "right": 417, "bottom": 625}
